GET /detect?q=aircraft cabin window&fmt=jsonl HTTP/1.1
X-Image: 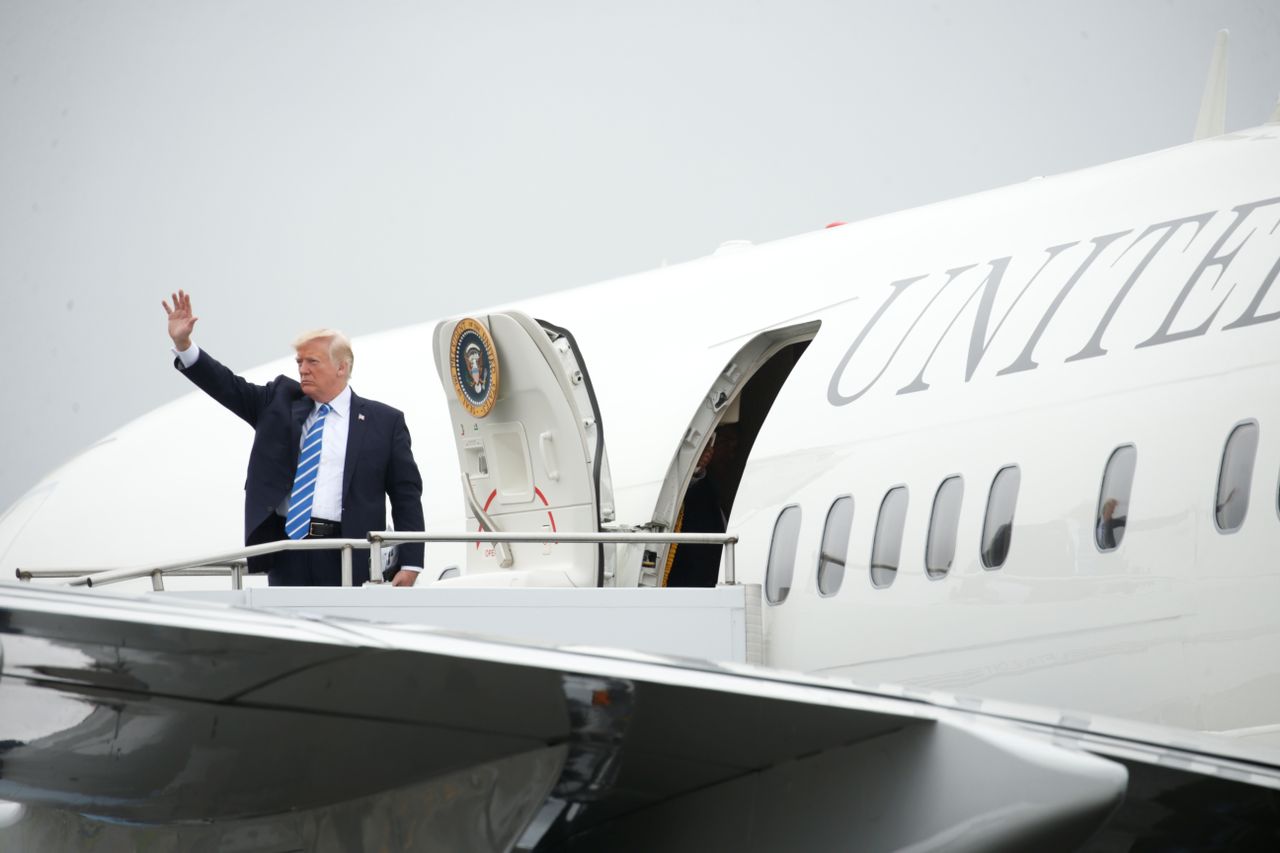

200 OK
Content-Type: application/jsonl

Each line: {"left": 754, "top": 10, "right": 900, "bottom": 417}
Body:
{"left": 981, "top": 466, "right": 1020, "bottom": 570}
{"left": 817, "top": 496, "right": 853, "bottom": 596}
{"left": 1095, "top": 445, "right": 1137, "bottom": 551}
{"left": 870, "top": 487, "right": 908, "bottom": 589}
{"left": 765, "top": 505, "right": 802, "bottom": 605}
{"left": 1216, "top": 421, "right": 1259, "bottom": 533}
{"left": 926, "top": 476, "right": 964, "bottom": 579}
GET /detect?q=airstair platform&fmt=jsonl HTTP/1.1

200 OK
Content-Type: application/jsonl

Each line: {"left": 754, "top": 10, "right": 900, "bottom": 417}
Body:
{"left": 167, "top": 583, "right": 765, "bottom": 664}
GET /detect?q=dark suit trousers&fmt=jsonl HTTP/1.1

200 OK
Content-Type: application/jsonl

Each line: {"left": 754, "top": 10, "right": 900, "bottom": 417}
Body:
{"left": 256, "top": 514, "right": 348, "bottom": 587}
{"left": 271, "top": 548, "right": 343, "bottom": 587}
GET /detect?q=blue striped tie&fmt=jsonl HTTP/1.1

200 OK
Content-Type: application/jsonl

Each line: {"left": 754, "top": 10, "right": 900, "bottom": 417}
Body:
{"left": 285, "top": 403, "right": 331, "bottom": 540}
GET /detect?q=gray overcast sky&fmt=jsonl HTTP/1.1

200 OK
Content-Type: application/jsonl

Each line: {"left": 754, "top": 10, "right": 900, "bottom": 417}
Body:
{"left": 2, "top": 0, "right": 1279, "bottom": 511}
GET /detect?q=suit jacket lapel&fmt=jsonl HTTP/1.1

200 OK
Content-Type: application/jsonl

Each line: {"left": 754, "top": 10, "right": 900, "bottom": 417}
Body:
{"left": 344, "top": 392, "right": 367, "bottom": 499}
{"left": 289, "top": 397, "right": 312, "bottom": 461}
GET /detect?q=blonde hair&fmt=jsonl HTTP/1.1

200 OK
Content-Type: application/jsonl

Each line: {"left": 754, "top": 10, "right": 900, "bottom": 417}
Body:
{"left": 293, "top": 328, "right": 354, "bottom": 375}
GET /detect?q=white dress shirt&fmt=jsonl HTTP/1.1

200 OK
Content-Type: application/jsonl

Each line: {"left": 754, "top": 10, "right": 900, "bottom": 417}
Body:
{"left": 288, "top": 385, "right": 350, "bottom": 522}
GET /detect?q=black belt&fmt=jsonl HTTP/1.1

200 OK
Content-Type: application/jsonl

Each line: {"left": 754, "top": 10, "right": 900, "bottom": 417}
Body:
{"left": 306, "top": 518, "right": 342, "bottom": 539}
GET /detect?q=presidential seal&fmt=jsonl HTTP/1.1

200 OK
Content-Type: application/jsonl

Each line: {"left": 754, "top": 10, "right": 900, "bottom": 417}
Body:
{"left": 450, "top": 318, "right": 500, "bottom": 418}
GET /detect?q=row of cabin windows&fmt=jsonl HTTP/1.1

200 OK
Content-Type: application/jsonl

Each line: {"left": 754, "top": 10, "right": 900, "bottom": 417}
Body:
{"left": 764, "top": 419, "right": 1267, "bottom": 605}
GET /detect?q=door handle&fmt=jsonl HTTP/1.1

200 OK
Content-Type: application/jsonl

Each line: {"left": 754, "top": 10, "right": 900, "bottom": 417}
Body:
{"left": 540, "top": 430, "right": 560, "bottom": 481}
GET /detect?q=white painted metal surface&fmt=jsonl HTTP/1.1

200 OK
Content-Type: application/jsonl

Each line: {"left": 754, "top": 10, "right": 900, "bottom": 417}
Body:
{"left": 168, "top": 585, "right": 761, "bottom": 664}
{"left": 2, "top": 122, "right": 1279, "bottom": 762}
{"left": 433, "top": 312, "right": 609, "bottom": 587}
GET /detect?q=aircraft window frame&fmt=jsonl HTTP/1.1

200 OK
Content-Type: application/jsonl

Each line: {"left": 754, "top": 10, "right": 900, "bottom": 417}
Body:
{"left": 925, "top": 475, "right": 964, "bottom": 579}
{"left": 1215, "top": 420, "right": 1259, "bottom": 534}
{"left": 980, "top": 465, "right": 1020, "bottom": 570}
{"left": 870, "top": 486, "right": 909, "bottom": 589}
{"left": 765, "top": 504, "right": 802, "bottom": 605}
{"left": 816, "top": 495, "right": 854, "bottom": 597}
{"left": 1095, "top": 444, "right": 1137, "bottom": 552}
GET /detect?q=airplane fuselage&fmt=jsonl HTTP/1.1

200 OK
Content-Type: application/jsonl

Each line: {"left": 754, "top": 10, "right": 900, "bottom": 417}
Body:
{"left": 2, "top": 125, "right": 1278, "bottom": 746}
{"left": 719, "top": 126, "right": 1280, "bottom": 738}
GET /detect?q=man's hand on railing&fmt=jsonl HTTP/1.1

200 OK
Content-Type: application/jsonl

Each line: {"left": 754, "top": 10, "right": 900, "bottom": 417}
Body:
{"left": 390, "top": 569, "right": 417, "bottom": 587}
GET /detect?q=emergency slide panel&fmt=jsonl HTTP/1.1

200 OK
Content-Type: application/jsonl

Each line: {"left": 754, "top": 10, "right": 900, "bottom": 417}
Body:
{"left": 433, "top": 312, "right": 606, "bottom": 587}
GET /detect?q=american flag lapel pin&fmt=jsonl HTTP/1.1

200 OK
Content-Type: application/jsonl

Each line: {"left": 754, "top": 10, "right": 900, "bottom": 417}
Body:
{"left": 358, "top": 413, "right": 366, "bottom": 421}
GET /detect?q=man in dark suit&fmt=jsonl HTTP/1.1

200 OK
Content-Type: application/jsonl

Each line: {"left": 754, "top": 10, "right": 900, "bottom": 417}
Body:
{"left": 162, "top": 290, "right": 425, "bottom": 586}
{"left": 664, "top": 427, "right": 731, "bottom": 588}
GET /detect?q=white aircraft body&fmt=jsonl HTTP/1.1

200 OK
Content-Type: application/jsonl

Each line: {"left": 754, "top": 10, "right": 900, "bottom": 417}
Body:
{"left": 2, "top": 99, "right": 1280, "bottom": 848}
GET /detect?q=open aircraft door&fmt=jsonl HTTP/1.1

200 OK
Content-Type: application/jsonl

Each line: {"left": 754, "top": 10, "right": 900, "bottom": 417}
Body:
{"left": 432, "top": 312, "right": 613, "bottom": 587}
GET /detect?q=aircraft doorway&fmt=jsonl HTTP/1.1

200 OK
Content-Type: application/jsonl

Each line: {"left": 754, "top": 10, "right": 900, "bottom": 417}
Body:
{"left": 640, "top": 321, "right": 820, "bottom": 588}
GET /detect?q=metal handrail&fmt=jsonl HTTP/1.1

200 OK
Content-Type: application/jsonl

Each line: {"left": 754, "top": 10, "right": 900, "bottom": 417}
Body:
{"left": 368, "top": 530, "right": 740, "bottom": 585}
{"left": 15, "top": 530, "right": 739, "bottom": 590}
{"left": 25, "top": 539, "right": 369, "bottom": 590}
{"left": 17, "top": 565, "right": 246, "bottom": 581}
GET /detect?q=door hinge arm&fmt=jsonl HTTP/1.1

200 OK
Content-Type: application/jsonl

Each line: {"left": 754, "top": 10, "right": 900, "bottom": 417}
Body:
{"left": 460, "top": 473, "right": 515, "bottom": 568}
